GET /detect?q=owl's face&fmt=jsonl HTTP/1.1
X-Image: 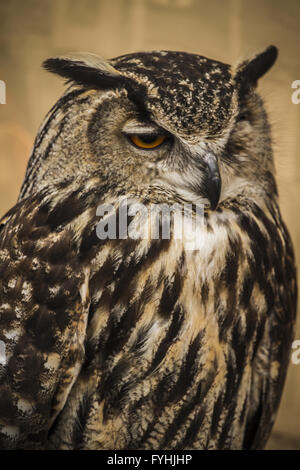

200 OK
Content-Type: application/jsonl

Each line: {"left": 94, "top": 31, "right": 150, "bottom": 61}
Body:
{"left": 21, "top": 47, "right": 278, "bottom": 209}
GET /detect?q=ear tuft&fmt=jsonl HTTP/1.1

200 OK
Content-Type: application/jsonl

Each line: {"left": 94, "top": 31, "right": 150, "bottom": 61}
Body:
{"left": 42, "top": 53, "right": 125, "bottom": 90}
{"left": 235, "top": 45, "right": 278, "bottom": 88}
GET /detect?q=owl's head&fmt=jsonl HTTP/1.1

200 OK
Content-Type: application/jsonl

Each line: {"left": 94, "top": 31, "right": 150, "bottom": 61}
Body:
{"left": 21, "top": 46, "right": 278, "bottom": 210}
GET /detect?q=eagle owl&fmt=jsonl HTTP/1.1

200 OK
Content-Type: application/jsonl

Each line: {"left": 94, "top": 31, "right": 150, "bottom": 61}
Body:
{"left": 0, "top": 46, "right": 297, "bottom": 450}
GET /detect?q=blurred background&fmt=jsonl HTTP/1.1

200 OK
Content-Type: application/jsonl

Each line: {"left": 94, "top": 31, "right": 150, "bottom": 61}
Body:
{"left": 0, "top": 0, "right": 299, "bottom": 449}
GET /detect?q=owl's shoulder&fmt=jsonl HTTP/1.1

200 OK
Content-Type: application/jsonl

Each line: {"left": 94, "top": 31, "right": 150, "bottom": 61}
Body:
{"left": 0, "top": 189, "right": 90, "bottom": 448}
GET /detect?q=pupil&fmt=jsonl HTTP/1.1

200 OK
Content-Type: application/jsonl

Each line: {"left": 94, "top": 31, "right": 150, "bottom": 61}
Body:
{"left": 140, "top": 134, "right": 158, "bottom": 143}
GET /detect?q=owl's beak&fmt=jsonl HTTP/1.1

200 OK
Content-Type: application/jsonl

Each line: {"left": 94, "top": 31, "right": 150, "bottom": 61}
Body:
{"left": 203, "top": 153, "right": 221, "bottom": 211}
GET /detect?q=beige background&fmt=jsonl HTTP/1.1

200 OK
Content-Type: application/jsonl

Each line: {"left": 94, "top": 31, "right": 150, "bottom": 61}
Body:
{"left": 0, "top": 0, "right": 299, "bottom": 449}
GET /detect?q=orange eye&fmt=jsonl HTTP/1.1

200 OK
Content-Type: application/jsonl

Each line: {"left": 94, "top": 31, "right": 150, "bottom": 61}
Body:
{"left": 129, "top": 134, "right": 166, "bottom": 149}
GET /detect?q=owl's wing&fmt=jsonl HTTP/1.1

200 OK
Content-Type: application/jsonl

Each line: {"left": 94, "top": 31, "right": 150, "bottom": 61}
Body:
{"left": 0, "top": 190, "right": 90, "bottom": 449}
{"left": 243, "top": 220, "right": 297, "bottom": 450}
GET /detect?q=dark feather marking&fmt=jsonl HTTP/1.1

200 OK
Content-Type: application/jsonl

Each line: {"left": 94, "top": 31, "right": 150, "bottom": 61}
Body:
{"left": 231, "top": 319, "right": 247, "bottom": 374}
{"left": 17, "top": 217, "right": 36, "bottom": 240}
{"left": 25, "top": 306, "right": 57, "bottom": 352}
{"left": 0, "top": 388, "right": 17, "bottom": 420}
{"left": 109, "top": 269, "right": 139, "bottom": 309}
{"left": 27, "top": 263, "right": 66, "bottom": 286}
{"left": 160, "top": 366, "right": 216, "bottom": 448}
{"left": 165, "top": 332, "right": 203, "bottom": 404}
{"left": 158, "top": 271, "right": 182, "bottom": 318}
{"left": 28, "top": 226, "right": 50, "bottom": 241}
{"left": 101, "top": 300, "right": 142, "bottom": 362}
{"left": 139, "top": 276, "right": 156, "bottom": 306}
{"left": 90, "top": 255, "right": 116, "bottom": 291}
{"left": 252, "top": 201, "right": 279, "bottom": 236}
{"left": 38, "top": 235, "right": 77, "bottom": 265}
{"left": 239, "top": 393, "right": 248, "bottom": 425}
{"left": 129, "top": 322, "right": 155, "bottom": 355}
{"left": 47, "top": 190, "right": 87, "bottom": 230}
{"left": 251, "top": 318, "right": 266, "bottom": 360}
{"left": 146, "top": 304, "right": 184, "bottom": 376}
{"left": 247, "top": 244, "right": 275, "bottom": 313}
{"left": 210, "top": 392, "right": 224, "bottom": 437}
{"left": 0, "top": 256, "right": 10, "bottom": 278}
{"left": 221, "top": 237, "right": 240, "bottom": 286}
{"left": 242, "top": 398, "right": 264, "bottom": 449}
{"left": 240, "top": 213, "right": 270, "bottom": 271}
{"left": 245, "top": 306, "right": 258, "bottom": 344}
{"left": 79, "top": 214, "right": 108, "bottom": 258}
{"left": 46, "top": 280, "right": 80, "bottom": 310}
{"left": 71, "top": 393, "right": 94, "bottom": 449}
{"left": 216, "top": 295, "right": 236, "bottom": 342}
{"left": 80, "top": 338, "right": 99, "bottom": 377}
{"left": 53, "top": 305, "right": 71, "bottom": 332}
{"left": 201, "top": 282, "right": 209, "bottom": 304}
{"left": 0, "top": 307, "right": 16, "bottom": 324}
{"left": 20, "top": 240, "right": 36, "bottom": 257}
{"left": 240, "top": 272, "right": 254, "bottom": 307}
{"left": 176, "top": 406, "right": 207, "bottom": 449}
{"left": 89, "top": 255, "right": 119, "bottom": 295}
{"left": 8, "top": 339, "right": 45, "bottom": 397}
{"left": 217, "top": 400, "right": 237, "bottom": 449}
{"left": 31, "top": 282, "right": 53, "bottom": 305}
{"left": 35, "top": 201, "right": 51, "bottom": 227}
{"left": 100, "top": 358, "right": 130, "bottom": 421}
{"left": 223, "top": 355, "right": 237, "bottom": 408}
{"left": 262, "top": 280, "right": 275, "bottom": 313}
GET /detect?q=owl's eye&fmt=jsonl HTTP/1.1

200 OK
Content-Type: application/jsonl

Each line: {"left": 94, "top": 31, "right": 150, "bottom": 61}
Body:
{"left": 128, "top": 134, "right": 166, "bottom": 150}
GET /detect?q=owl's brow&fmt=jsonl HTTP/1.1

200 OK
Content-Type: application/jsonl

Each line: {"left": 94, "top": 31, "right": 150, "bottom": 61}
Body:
{"left": 122, "top": 120, "right": 165, "bottom": 135}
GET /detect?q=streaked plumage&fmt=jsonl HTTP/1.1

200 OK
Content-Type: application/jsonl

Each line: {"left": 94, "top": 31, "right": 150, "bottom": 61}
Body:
{"left": 0, "top": 46, "right": 297, "bottom": 450}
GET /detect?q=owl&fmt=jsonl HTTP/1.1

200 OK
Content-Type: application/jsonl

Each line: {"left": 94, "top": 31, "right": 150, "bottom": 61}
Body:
{"left": 0, "top": 46, "right": 297, "bottom": 450}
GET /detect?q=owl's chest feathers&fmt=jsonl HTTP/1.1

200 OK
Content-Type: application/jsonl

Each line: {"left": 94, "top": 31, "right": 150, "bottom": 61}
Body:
{"left": 87, "top": 200, "right": 276, "bottom": 373}
{"left": 74, "top": 201, "right": 280, "bottom": 449}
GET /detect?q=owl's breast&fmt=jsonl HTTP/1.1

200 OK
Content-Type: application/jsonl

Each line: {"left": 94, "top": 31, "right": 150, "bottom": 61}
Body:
{"left": 48, "top": 196, "right": 296, "bottom": 449}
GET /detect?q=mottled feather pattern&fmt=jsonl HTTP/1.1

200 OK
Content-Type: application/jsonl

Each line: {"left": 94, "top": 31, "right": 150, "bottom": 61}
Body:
{"left": 0, "top": 47, "right": 297, "bottom": 449}
{"left": 0, "top": 190, "right": 89, "bottom": 448}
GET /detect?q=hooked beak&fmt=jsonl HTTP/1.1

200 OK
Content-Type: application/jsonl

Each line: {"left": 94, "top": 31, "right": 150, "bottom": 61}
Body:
{"left": 203, "top": 153, "right": 221, "bottom": 210}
